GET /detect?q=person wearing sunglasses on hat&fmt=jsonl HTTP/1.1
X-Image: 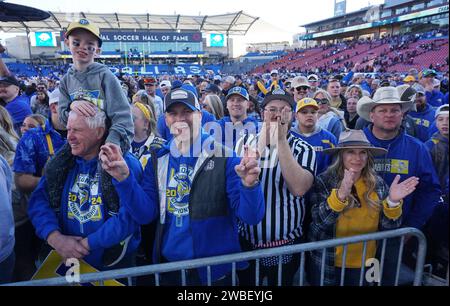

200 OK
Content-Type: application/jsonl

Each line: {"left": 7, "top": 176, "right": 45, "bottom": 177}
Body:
{"left": 408, "top": 84, "right": 437, "bottom": 143}
{"left": 419, "top": 69, "right": 445, "bottom": 107}
{"left": 307, "top": 129, "right": 419, "bottom": 286}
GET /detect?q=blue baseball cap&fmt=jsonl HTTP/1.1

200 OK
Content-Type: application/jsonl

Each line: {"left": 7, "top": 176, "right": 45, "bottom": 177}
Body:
{"left": 226, "top": 86, "right": 249, "bottom": 101}
{"left": 164, "top": 88, "right": 201, "bottom": 112}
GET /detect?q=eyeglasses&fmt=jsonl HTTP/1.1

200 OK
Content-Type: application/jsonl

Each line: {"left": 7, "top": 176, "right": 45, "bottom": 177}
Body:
{"left": 295, "top": 86, "right": 309, "bottom": 91}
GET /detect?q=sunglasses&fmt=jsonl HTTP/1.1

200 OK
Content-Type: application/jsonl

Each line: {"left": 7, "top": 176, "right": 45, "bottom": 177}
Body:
{"left": 315, "top": 99, "right": 329, "bottom": 105}
{"left": 295, "top": 86, "right": 309, "bottom": 91}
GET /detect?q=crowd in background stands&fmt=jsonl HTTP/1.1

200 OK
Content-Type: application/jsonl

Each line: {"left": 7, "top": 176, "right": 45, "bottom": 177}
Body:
{"left": 259, "top": 28, "right": 449, "bottom": 76}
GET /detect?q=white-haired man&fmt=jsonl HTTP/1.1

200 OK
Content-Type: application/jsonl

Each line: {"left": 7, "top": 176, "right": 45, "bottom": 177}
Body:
{"left": 28, "top": 104, "right": 143, "bottom": 277}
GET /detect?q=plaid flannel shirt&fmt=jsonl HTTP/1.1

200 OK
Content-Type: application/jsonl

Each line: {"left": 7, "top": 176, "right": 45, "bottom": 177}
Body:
{"left": 307, "top": 172, "right": 402, "bottom": 286}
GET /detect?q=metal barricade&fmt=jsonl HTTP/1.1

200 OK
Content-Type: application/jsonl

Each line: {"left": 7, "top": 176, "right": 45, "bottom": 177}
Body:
{"left": 3, "top": 227, "right": 427, "bottom": 286}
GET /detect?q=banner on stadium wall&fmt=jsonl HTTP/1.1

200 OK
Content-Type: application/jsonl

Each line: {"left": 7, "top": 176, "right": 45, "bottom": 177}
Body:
{"left": 108, "top": 64, "right": 222, "bottom": 76}
{"left": 32, "top": 250, "right": 124, "bottom": 286}
{"left": 98, "top": 31, "right": 203, "bottom": 43}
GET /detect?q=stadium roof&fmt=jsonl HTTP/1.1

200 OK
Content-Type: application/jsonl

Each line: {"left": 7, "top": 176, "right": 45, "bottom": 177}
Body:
{"left": 0, "top": 10, "right": 260, "bottom": 35}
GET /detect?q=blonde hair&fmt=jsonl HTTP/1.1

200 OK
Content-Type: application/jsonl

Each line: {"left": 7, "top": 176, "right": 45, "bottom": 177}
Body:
{"left": 204, "top": 94, "right": 225, "bottom": 120}
{"left": 0, "top": 105, "right": 19, "bottom": 141}
{"left": 325, "top": 150, "right": 382, "bottom": 212}
{"left": 25, "top": 114, "right": 47, "bottom": 128}
{"left": 313, "top": 89, "right": 348, "bottom": 129}
{"left": 133, "top": 102, "right": 158, "bottom": 137}
{"left": 345, "top": 84, "right": 363, "bottom": 99}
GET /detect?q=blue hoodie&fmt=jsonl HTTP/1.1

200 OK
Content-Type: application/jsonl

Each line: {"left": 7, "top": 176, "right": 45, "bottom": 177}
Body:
{"left": 408, "top": 104, "right": 436, "bottom": 142}
{"left": 28, "top": 153, "right": 142, "bottom": 270}
{"left": 113, "top": 133, "right": 265, "bottom": 283}
{"left": 426, "top": 89, "right": 445, "bottom": 107}
{"left": 291, "top": 126, "right": 337, "bottom": 174}
{"left": 217, "top": 116, "right": 260, "bottom": 149}
{"left": 363, "top": 126, "right": 441, "bottom": 229}
{"left": 13, "top": 119, "right": 66, "bottom": 176}
{"left": 5, "top": 95, "right": 32, "bottom": 127}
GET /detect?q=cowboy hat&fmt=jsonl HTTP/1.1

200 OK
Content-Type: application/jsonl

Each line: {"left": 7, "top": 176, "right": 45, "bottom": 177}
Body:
{"left": 356, "top": 86, "right": 414, "bottom": 122}
{"left": 323, "top": 129, "right": 387, "bottom": 156}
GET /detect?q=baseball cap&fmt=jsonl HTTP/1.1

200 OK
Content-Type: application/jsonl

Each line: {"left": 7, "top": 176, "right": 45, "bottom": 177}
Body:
{"left": 160, "top": 80, "right": 171, "bottom": 88}
{"left": 270, "top": 69, "right": 279, "bottom": 76}
{"left": 403, "top": 75, "right": 416, "bottom": 82}
{"left": 204, "top": 83, "right": 221, "bottom": 94}
{"left": 49, "top": 88, "right": 60, "bottom": 105}
{"left": 0, "top": 75, "right": 19, "bottom": 87}
{"left": 165, "top": 88, "right": 200, "bottom": 112}
{"left": 143, "top": 77, "right": 157, "bottom": 85}
{"left": 435, "top": 104, "right": 449, "bottom": 119}
{"left": 295, "top": 98, "right": 319, "bottom": 113}
{"left": 291, "top": 76, "right": 310, "bottom": 89}
{"left": 412, "top": 83, "right": 425, "bottom": 95}
{"left": 307, "top": 74, "right": 319, "bottom": 82}
{"left": 213, "top": 75, "right": 222, "bottom": 81}
{"left": 226, "top": 86, "right": 249, "bottom": 101}
{"left": 262, "top": 88, "right": 295, "bottom": 109}
{"left": 66, "top": 19, "right": 102, "bottom": 47}
{"left": 421, "top": 69, "right": 437, "bottom": 78}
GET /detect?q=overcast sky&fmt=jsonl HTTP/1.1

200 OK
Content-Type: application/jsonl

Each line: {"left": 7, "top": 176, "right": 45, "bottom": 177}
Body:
{"left": 3, "top": 0, "right": 385, "bottom": 55}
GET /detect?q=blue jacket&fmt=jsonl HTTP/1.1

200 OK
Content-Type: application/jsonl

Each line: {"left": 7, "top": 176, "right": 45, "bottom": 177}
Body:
{"left": 114, "top": 133, "right": 265, "bottom": 283}
{"left": 426, "top": 89, "right": 445, "bottom": 107}
{"left": 28, "top": 153, "right": 142, "bottom": 270}
{"left": 217, "top": 116, "right": 260, "bottom": 149}
{"left": 408, "top": 104, "right": 436, "bottom": 142}
{"left": 317, "top": 112, "right": 345, "bottom": 140}
{"left": 157, "top": 110, "right": 216, "bottom": 141}
{"left": 5, "top": 95, "right": 32, "bottom": 127}
{"left": 291, "top": 126, "right": 337, "bottom": 174}
{"left": 13, "top": 119, "right": 66, "bottom": 176}
{"left": 363, "top": 126, "right": 441, "bottom": 229}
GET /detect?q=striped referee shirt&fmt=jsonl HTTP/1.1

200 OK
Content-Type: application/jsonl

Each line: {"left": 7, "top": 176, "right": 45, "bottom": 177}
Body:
{"left": 235, "top": 131, "right": 316, "bottom": 246}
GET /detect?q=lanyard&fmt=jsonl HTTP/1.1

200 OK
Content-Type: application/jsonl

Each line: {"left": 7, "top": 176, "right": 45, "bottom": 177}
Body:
{"left": 46, "top": 134, "right": 54, "bottom": 156}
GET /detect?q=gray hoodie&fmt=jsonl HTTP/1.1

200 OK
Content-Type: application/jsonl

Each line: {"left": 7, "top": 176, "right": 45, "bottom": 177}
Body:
{"left": 59, "top": 63, "right": 134, "bottom": 148}
{"left": 0, "top": 155, "right": 14, "bottom": 263}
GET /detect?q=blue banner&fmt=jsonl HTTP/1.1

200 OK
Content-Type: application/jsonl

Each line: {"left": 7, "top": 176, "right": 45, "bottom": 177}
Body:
{"left": 98, "top": 31, "right": 203, "bottom": 43}
{"left": 108, "top": 64, "right": 222, "bottom": 76}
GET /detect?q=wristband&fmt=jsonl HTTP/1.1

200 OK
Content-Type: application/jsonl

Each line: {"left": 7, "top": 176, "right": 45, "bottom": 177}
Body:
{"left": 387, "top": 196, "right": 401, "bottom": 208}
